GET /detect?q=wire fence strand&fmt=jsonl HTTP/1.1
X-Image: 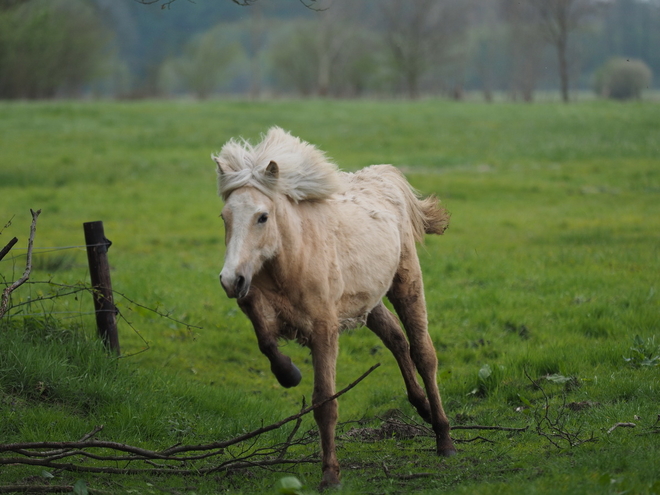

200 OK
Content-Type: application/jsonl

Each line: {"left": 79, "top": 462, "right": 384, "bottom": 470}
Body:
{"left": 1, "top": 242, "right": 200, "bottom": 358}
{"left": 0, "top": 243, "right": 106, "bottom": 263}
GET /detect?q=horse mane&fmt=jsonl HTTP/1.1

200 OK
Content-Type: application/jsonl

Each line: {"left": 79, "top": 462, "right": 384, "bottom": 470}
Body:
{"left": 213, "top": 127, "right": 342, "bottom": 202}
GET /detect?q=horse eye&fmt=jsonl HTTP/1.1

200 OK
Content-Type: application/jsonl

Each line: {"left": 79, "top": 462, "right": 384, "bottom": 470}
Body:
{"left": 257, "top": 213, "right": 269, "bottom": 224}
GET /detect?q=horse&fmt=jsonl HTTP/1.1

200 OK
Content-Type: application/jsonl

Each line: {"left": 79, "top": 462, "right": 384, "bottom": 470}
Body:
{"left": 213, "top": 127, "right": 456, "bottom": 488}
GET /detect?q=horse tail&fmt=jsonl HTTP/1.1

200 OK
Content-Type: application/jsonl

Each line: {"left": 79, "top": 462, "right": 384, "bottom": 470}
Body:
{"left": 389, "top": 167, "right": 449, "bottom": 242}
{"left": 370, "top": 165, "right": 450, "bottom": 242}
{"left": 418, "top": 194, "right": 450, "bottom": 237}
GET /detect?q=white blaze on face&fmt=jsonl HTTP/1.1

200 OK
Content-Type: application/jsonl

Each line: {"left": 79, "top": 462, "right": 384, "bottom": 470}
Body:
{"left": 219, "top": 188, "right": 276, "bottom": 298}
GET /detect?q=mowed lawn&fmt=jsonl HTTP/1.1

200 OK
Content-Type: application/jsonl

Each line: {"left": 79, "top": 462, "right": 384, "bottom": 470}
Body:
{"left": 0, "top": 99, "right": 659, "bottom": 494}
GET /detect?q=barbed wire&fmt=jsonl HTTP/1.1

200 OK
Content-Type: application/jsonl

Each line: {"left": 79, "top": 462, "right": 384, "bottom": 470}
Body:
{"left": 1, "top": 238, "right": 203, "bottom": 358}
{"left": 0, "top": 243, "right": 106, "bottom": 263}
{"left": 1, "top": 210, "right": 206, "bottom": 359}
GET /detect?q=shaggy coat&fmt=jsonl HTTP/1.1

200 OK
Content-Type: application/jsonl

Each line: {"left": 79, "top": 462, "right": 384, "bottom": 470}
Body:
{"left": 213, "top": 127, "right": 455, "bottom": 488}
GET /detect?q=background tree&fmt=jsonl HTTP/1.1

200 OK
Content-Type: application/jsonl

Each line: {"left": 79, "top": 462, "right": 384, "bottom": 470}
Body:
{"left": 313, "top": 1, "right": 381, "bottom": 97}
{"left": 0, "top": 0, "right": 112, "bottom": 98}
{"left": 314, "top": 1, "right": 357, "bottom": 96}
{"left": 502, "top": 0, "right": 545, "bottom": 102}
{"left": 469, "top": 0, "right": 503, "bottom": 102}
{"left": 269, "top": 21, "right": 319, "bottom": 96}
{"left": 269, "top": 3, "right": 382, "bottom": 98}
{"left": 248, "top": 3, "right": 265, "bottom": 99}
{"left": 162, "top": 25, "right": 240, "bottom": 99}
{"left": 381, "top": 0, "right": 469, "bottom": 99}
{"left": 527, "top": 0, "right": 604, "bottom": 102}
{"left": 2, "top": 0, "right": 656, "bottom": 100}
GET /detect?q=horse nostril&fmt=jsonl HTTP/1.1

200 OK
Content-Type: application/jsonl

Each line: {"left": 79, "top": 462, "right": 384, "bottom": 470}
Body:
{"left": 235, "top": 275, "right": 245, "bottom": 294}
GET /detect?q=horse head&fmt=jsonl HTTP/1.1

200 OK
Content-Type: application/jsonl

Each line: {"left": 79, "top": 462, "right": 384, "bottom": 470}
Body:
{"left": 217, "top": 160, "right": 280, "bottom": 299}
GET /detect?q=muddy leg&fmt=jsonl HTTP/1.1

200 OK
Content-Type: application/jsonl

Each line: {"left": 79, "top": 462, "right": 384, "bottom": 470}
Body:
{"left": 388, "top": 256, "right": 456, "bottom": 457}
{"left": 310, "top": 324, "right": 341, "bottom": 489}
{"left": 238, "top": 292, "right": 302, "bottom": 388}
{"left": 367, "top": 302, "right": 432, "bottom": 422}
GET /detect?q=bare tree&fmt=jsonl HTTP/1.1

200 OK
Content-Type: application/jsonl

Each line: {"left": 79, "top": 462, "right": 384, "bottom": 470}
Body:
{"left": 381, "top": 0, "right": 468, "bottom": 99}
{"left": 501, "top": 0, "right": 545, "bottom": 102}
{"left": 471, "top": 0, "right": 501, "bottom": 102}
{"left": 269, "top": 21, "right": 319, "bottom": 96}
{"left": 173, "top": 26, "right": 240, "bottom": 99}
{"left": 527, "top": 0, "right": 603, "bottom": 102}
{"left": 270, "top": 2, "right": 381, "bottom": 97}
{"left": 248, "top": 3, "right": 265, "bottom": 100}
{"left": 313, "top": 0, "right": 373, "bottom": 96}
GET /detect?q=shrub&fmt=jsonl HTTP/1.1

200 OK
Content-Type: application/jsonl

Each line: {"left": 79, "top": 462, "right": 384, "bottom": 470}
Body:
{"left": 593, "top": 57, "right": 653, "bottom": 100}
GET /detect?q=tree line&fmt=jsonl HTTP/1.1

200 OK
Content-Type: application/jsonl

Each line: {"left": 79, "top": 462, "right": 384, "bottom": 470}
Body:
{"left": 0, "top": 0, "right": 657, "bottom": 101}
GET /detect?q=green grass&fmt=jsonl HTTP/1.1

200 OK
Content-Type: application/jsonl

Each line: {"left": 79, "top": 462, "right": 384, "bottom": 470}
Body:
{"left": 1, "top": 99, "right": 659, "bottom": 493}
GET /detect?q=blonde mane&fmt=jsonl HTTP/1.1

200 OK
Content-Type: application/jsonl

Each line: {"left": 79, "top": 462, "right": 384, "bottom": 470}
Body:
{"left": 213, "top": 127, "right": 342, "bottom": 202}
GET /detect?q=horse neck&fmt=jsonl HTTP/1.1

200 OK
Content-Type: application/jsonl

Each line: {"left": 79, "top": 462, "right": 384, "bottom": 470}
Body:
{"left": 269, "top": 196, "right": 306, "bottom": 281}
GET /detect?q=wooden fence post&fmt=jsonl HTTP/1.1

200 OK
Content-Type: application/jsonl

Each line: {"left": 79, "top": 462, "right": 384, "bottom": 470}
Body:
{"left": 83, "top": 221, "right": 120, "bottom": 355}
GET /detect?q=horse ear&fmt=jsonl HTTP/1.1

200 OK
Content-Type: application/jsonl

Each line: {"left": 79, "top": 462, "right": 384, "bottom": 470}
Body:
{"left": 213, "top": 154, "right": 228, "bottom": 177}
{"left": 265, "top": 160, "right": 279, "bottom": 179}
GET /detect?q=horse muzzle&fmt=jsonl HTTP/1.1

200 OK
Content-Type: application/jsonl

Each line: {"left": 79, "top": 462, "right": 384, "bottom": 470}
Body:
{"left": 220, "top": 272, "right": 251, "bottom": 299}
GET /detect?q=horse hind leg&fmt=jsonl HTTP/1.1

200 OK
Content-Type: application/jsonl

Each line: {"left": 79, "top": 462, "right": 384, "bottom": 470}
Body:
{"left": 309, "top": 322, "right": 341, "bottom": 489}
{"left": 387, "top": 254, "right": 457, "bottom": 457}
{"left": 366, "top": 302, "right": 432, "bottom": 423}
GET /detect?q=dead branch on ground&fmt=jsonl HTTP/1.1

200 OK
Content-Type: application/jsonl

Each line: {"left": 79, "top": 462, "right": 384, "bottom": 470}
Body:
{"left": 607, "top": 422, "right": 636, "bottom": 434}
{"left": 341, "top": 408, "right": 527, "bottom": 446}
{"left": 0, "top": 364, "right": 380, "bottom": 477}
{"left": 0, "top": 486, "right": 112, "bottom": 494}
{"left": 523, "top": 368, "right": 597, "bottom": 448}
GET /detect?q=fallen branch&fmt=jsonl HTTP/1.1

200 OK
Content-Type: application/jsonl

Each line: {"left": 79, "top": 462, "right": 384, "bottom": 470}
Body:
{"left": 455, "top": 435, "right": 496, "bottom": 444}
{"left": 0, "top": 485, "right": 113, "bottom": 494}
{"left": 0, "top": 209, "right": 40, "bottom": 319}
{"left": 607, "top": 422, "right": 636, "bottom": 434}
{"left": 0, "top": 486, "right": 73, "bottom": 494}
{"left": 0, "top": 364, "right": 380, "bottom": 476}
{"left": 523, "top": 367, "right": 597, "bottom": 449}
{"left": 452, "top": 425, "right": 528, "bottom": 432}
{"left": 342, "top": 408, "right": 527, "bottom": 447}
{"left": 381, "top": 462, "right": 435, "bottom": 481}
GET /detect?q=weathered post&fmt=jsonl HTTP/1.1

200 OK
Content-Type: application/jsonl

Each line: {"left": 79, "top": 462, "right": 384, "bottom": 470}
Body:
{"left": 83, "top": 221, "right": 120, "bottom": 355}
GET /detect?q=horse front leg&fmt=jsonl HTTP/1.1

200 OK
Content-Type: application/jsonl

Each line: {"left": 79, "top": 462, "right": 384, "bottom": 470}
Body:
{"left": 310, "top": 323, "right": 341, "bottom": 489}
{"left": 238, "top": 292, "right": 302, "bottom": 388}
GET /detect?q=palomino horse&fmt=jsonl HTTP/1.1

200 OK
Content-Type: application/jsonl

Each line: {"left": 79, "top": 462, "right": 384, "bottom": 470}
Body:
{"left": 213, "top": 127, "right": 456, "bottom": 487}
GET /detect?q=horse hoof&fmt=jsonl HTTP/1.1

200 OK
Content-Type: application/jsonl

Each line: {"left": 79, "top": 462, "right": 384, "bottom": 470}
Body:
{"left": 438, "top": 447, "right": 458, "bottom": 457}
{"left": 318, "top": 471, "right": 341, "bottom": 491}
{"left": 273, "top": 362, "right": 302, "bottom": 388}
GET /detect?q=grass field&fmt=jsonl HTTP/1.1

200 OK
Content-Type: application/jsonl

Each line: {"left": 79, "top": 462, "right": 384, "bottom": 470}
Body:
{"left": 1, "top": 99, "right": 659, "bottom": 494}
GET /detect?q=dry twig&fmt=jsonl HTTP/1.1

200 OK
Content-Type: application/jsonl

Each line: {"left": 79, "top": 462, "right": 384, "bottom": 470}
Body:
{"left": 523, "top": 368, "right": 597, "bottom": 448}
{"left": 0, "top": 237, "right": 18, "bottom": 262}
{"left": 607, "top": 422, "right": 636, "bottom": 434}
{"left": 0, "top": 209, "right": 40, "bottom": 319}
{"left": 452, "top": 425, "right": 527, "bottom": 432}
{"left": 0, "top": 364, "right": 380, "bottom": 476}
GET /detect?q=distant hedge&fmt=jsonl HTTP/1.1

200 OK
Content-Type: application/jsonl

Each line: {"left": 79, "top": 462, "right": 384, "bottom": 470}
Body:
{"left": 593, "top": 57, "right": 653, "bottom": 100}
